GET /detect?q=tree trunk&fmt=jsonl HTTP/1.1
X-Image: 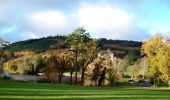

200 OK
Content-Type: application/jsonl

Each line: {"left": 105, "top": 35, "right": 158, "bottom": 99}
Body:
{"left": 58, "top": 72, "right": 63, "bottom": 84}
{"left": 110, "top": 80, "right": 114, "bottom": 86}
{"left": 81, "top": 61, "right": 91, "bottom": 86}
{"left": 70, "top": 69, "right": 73, "bottom": 85}
{"left": 95, "top": 80, "right": 98, "bottom": 86}
{"left": 75, "top": 51, "right": 78, "bottom": 85}
{"left": 98, "top": 67, "right": 106, "bottom": 86}
{"left": 75, "top": 69, "right": 78, "bottom": 85}
{"left": 81, "top": 68, "right": 85, "bottom": 85}
{"left": 52, "top": 74, "right": 54, "bottom": 84}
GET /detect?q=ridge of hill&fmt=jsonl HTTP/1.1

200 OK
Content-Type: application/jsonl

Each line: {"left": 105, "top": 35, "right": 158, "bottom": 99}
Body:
{"left": 3, "top": 36, "right": 142, "bottom": 57}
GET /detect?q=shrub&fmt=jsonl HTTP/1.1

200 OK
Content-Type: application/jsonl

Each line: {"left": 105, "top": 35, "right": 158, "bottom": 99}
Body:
{"left": 4, "top": 75, "right": 10, "bottom": 80}
{"left": 138, "top": 79, "right": 144, "bottom": 83}
{"left": 155, "top": 80, "right": 169, "bottom": 87}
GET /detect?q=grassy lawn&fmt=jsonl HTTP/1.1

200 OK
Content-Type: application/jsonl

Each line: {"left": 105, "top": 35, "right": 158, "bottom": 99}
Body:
{"left": 0, "top": 81, "right": 170, "bottom": 100}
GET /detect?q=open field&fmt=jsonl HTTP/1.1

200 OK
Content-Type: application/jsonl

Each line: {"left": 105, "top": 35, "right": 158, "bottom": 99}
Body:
{"left": 0, "top": 81, "right": 170, "bottom": 100}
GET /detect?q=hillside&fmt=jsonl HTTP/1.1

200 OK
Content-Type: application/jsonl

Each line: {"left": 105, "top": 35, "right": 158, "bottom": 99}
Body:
{"left": 3, "top": 36, "right": 142, "bottom": 57}
{"left": 98, "top": 38, "right": 142, "bottom": 57}
{"left": 3, "top": 36, "right": 65, "bottom": 53}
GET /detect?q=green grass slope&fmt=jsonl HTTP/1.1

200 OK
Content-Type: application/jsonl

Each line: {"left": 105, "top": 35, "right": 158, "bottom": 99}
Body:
{"left": 0, "top": 81, "right": 169, "bottom": 100}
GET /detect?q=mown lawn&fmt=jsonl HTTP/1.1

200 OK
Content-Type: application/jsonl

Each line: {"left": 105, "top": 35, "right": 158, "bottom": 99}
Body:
{"left": 0, "top": 81, "right": 169, "bottom": 100}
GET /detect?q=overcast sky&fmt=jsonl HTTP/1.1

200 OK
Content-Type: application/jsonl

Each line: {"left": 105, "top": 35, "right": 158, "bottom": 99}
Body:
{"left": 0, "top": 0, "right": 170, "bottom": 42}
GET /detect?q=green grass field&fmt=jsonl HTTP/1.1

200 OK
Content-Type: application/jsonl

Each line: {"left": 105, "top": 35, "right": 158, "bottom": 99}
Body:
{"left": 0, "top": 81, "right": 169, "bottom": 100}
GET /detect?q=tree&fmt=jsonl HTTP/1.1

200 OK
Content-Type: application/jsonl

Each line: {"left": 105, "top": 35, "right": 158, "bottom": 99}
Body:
{"left": 157, "top": 42, "right": 170, "bottom": 83}
{"left": 105, "top": 58, "right": 125, "bottom": 86}
{"left": 35, "top": 54, "right": 44, "bottom": 74}
{"left": 44, "top": 48, "right": 71, "bottom": 84}
{"left": 26, "top": 57, "right": 36, "bottom": 74}
{"left": 91, "top": 58, "right": 104, "bottom": 86}
{"left": 0, "top": 50, "right": 14, "bottom": 70}
{"left": 98, "top": 67, "right": 106, "bottom": 86}
{"left": 44, "top": 56, "right": 59, "bottom": 83}
{"left": 139, "top": 57, "right": 148, "bottom": 77}
{"left": 65, "top": 27, "right": 90, "bottom": 85}
{"left": 79, "top": 40, "right": 99, "bottom": 84}
{"left": 56, "top": 49, "right": 70, "bottom": 84}
{"left": 67, "top": 55, "right": 75, "bottom": 85}
{"left": 127, "top": 62, "right": 141, "bottom": 80}
{"left": 127, "top": 57, "right": 149, "bottom": 80}
{"left": 0, "top": 37, "right": 7, "bottom": 69}
{"left": 142, "top": 34, "right": 170, "bottom": 86}
{"left": 124, "top": 51, "right": 138, "bottom": 66}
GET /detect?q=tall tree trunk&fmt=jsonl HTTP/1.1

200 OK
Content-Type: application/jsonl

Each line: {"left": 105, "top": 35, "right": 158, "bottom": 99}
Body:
{"left": 52, "top": 74, "right": 54, "bottom": 84}
{"left": 81, "top": 61, "right": 90, "bottom": 85}
{"left": 98, "top": 67, "right": 106, "bottom": 86}
{"left": 70, "top": 68, "right": 73, "bottom": 85}
{"left": 58, "top": 72, "right": 63, "bottom": 84}
{"left": 81, "top": 68, "right": 85, "bottom": 84}
{"left": 75, "top": 51, "right": 78, "bottom": 85}
{"left": 95, "top": 80, "right": 98, "bottom": 86}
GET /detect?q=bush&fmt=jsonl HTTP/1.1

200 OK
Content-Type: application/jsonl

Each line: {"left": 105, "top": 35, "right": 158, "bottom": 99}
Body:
{"left": 4, "top": 75, "right": 10, "bottom": 80}
{"left": 155, "top": 80, "right": 169, "bottom": 87}
{"left": 138, "top": 80, "right": 144, "bottom": 83}
{"left": 123, "top": 74, "right": 131, "bottom": 78}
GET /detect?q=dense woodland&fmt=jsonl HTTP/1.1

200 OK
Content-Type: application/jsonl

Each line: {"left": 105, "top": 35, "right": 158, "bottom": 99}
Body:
{"left": 3, "top": 35, "right": 141, "bottom": 58}
{"left": 0, "top": 27, "right": 170, "bottom": 87}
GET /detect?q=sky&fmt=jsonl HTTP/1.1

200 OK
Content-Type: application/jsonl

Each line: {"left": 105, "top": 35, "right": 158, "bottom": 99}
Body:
{"left": 0, "top": 0, "right": 170, "bottom": 42}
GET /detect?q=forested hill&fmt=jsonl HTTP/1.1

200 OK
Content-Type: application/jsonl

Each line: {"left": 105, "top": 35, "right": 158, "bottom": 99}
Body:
{"left": 3, "top": 36, "right": 142, "bottom": 56}
{"left": 3, "top": 36, "right": 65, "bottom": 53}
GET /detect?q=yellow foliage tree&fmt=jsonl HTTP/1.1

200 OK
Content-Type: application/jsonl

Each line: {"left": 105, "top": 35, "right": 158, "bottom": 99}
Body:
{"left": 142, "top": 34, "right": 170, "bottom": 86}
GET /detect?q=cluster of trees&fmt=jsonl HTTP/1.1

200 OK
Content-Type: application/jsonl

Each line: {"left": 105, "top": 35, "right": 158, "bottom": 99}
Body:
{"left": 88, "top": 50, "right": 125, "bottom": 86}
{"left": 1, "top": 28, "right": 170, "bottom": 87}
{"left": 99, "top": 38, "right": 142, "bottom": 47}
{"left": 3, "top": 54, "right": 38, "bottom": 74}
{"left": 2, "top": 27, "right": 99, "bottom": 85}
{"left": 1, "top": 28, "right": 139, "bottom": 86}
{"left": 3, "top": 37, "right": 59, "bottom": 53}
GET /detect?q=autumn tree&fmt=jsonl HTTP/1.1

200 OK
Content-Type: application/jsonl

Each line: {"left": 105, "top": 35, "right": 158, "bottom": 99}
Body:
{"left": 142, "top": 34, "right": 170, "bottom": 86}
{"left": 0, "top": 38, "right": 14, "bottom": 69}
{"left": 0, "top": 50, "right": 14, "bottom": 71}
{"left": 91, "top": 58, "right": 104, "bottom": 86}
{"left": 56, "top": 49, "right": 70, "bottom": 84}
{"left": 79, "top": 40, "right": 99, "bottom": 84}
{"left": 99, "top": 50, "right": 125, "bottom": 85}
{"left": 35, "top": 54, "right": 44, "bottom": 74}
{"left": 44, "top": 56, "right": 59, "bottom": 83}
{"left": 26, "top": 57, "right": 36, "bottom": 74}
{"left": 127, "top": 61, "right": 142, "bottom": 80}
{"left": 157, "top": 40, "right": 170, "bottom": 84}
{"left": 105, "top": 58, "right": 125, "bottom": 86}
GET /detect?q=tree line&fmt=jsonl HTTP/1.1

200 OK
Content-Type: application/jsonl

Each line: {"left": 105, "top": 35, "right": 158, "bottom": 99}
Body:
{"left": 3, "top": 33, "right": 141, "bottom": 56}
